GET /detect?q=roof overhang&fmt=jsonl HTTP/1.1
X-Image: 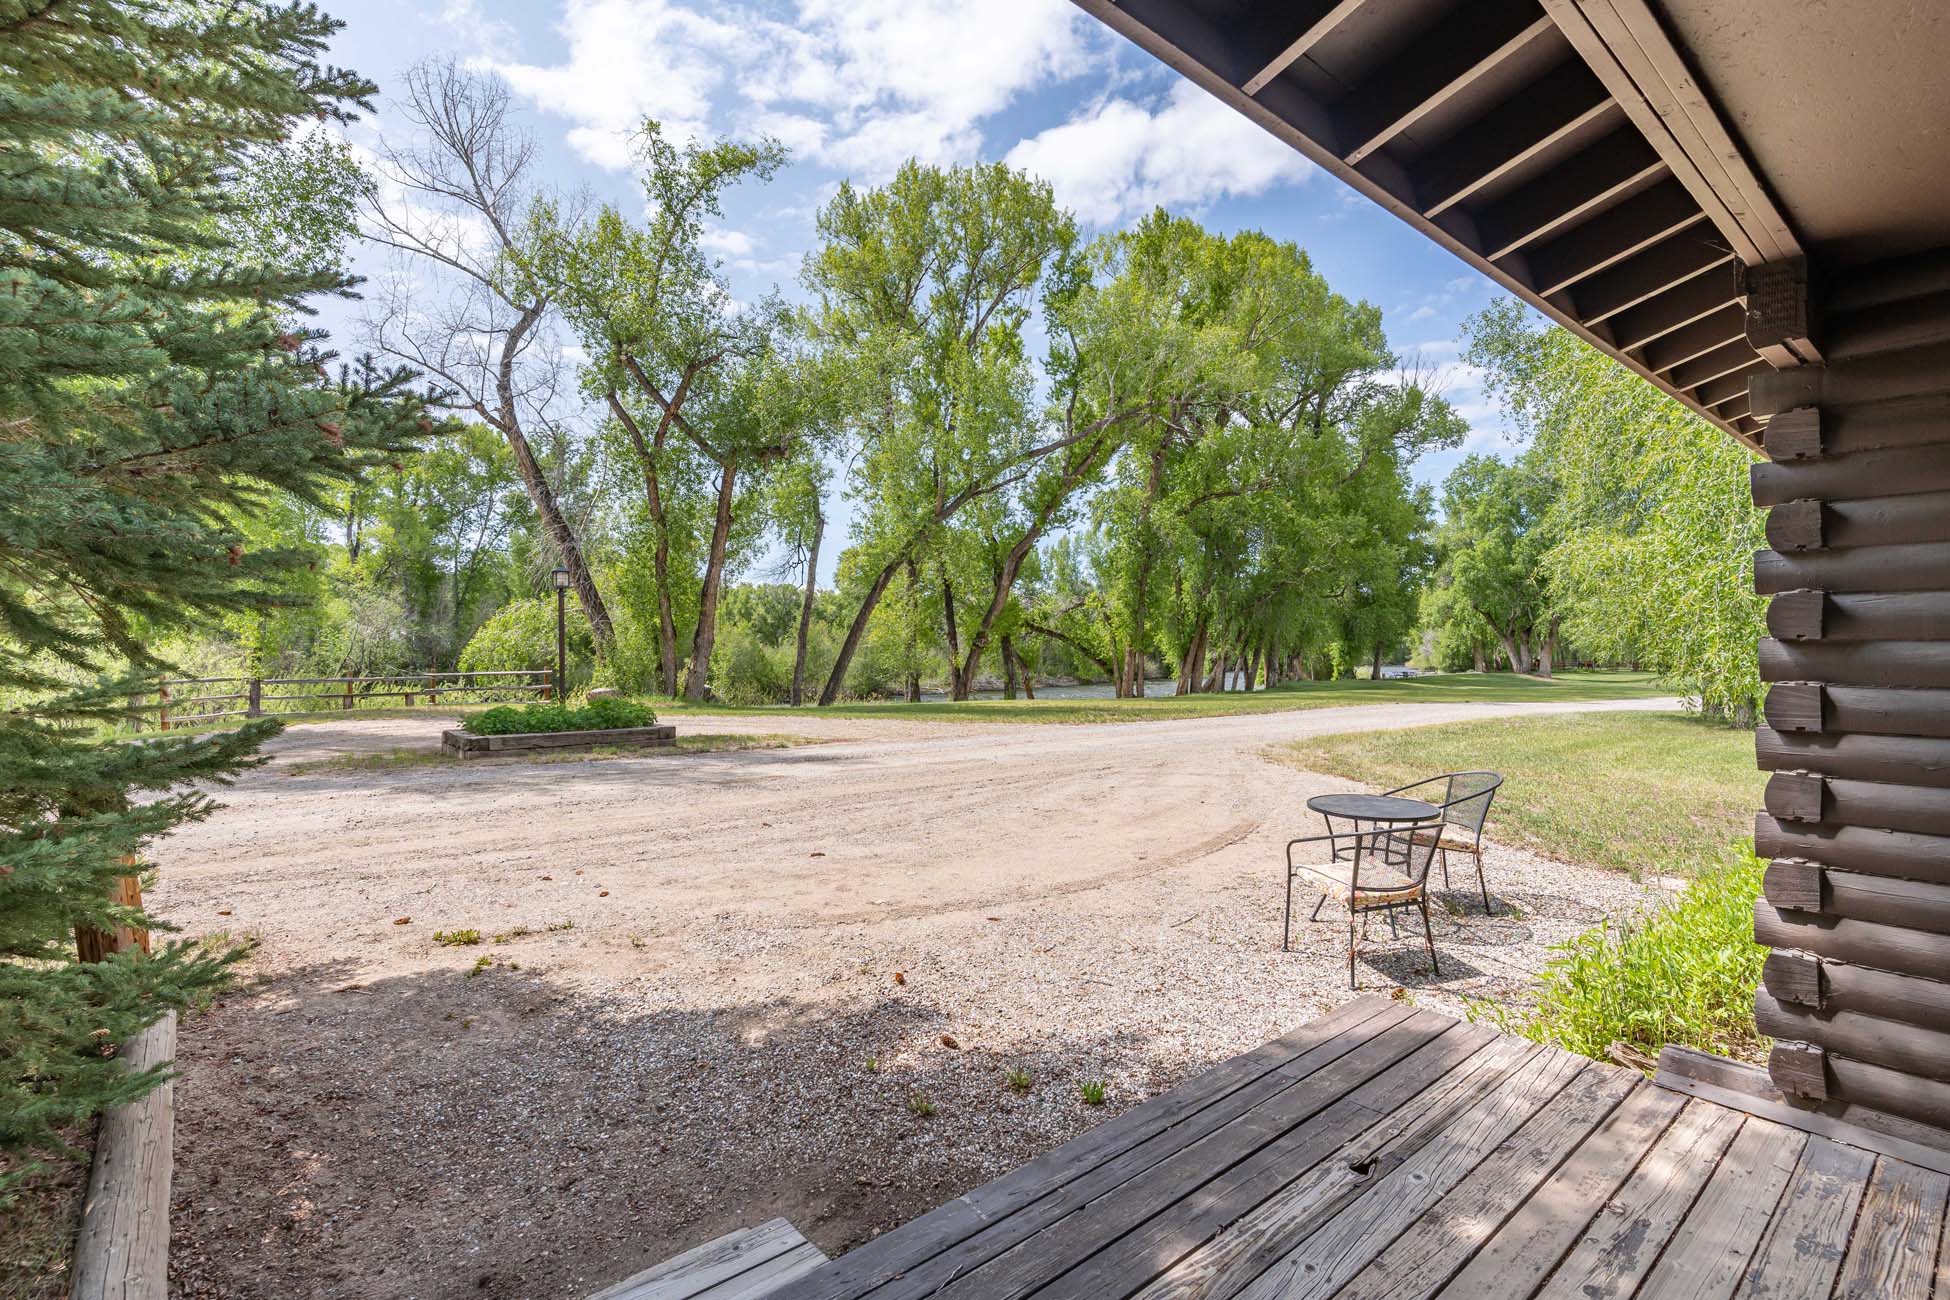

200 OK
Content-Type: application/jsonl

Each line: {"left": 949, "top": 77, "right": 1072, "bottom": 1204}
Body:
{"left": 1072, "top": 0, "right": 1950, "bottom": 454}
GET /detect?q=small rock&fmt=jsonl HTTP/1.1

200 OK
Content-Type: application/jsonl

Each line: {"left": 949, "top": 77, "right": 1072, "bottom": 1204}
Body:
{"left": 939, "top": 1034, "right": 960, "bottom": 1049}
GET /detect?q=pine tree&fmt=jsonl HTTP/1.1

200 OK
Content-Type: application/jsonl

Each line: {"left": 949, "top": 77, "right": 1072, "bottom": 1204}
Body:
{"left": 0, "top": 0, "right": 422, "bottom": 1190}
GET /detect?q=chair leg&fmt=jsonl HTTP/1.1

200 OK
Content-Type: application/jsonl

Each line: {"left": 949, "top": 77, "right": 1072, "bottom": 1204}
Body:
{"left": 1419, "top": 897, "right": 1440, "bottom": 976}
{"left": 1348, "top": 907, "right": 1358, "bottom": 988}
{"left": 1476, "top": 850, "right": 1492, "bottom": 915}
{"left": 1310, "top": 893, "right": 1327, "bottom": 923}
{"left": 1283, "top": 872, "right": 1294, "bottom": 952}
{"left": 1439, "top": 846, "right": 1450, "bottom": 889}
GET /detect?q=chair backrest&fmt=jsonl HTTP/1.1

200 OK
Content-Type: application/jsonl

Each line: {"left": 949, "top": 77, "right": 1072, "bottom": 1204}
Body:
{"left": 1375, "top": 822, "right": 1444, "bottom": 888}
{"left": 1440, "top": 771, "right": 1502, "bottom": 834}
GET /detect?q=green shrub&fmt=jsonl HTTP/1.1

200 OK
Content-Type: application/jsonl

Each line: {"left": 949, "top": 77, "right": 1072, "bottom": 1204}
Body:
{"left": 465, "top": 697, "right": 657, "bottom": 736}
{"left": 1480, "top": 844, "right": 1768, "bottom": 1066}
{"left": 458, "top": 597, "right": 595, "bottom": 691}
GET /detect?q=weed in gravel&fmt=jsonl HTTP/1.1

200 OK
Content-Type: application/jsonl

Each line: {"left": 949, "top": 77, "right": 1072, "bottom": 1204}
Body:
{"left": 1078, "top": 1080, "right": 1107, "bottom": 1106}
{"left": 1005, "top": 1068, "right": 1032, "bottom": 1093}
{"left": 907, "top": 1090, "right": 936, "bottom": 1117}
{"left": 466, "top": 956, "right": 491, "bottom": 977}
{"left": 492, "top": 927, "right": 531, "bottom": 943}
{"left": 628, "top": 933, "right": 646, "bottom": 949}
{"left": 434, "top": 929, "right": 481, "bottom": 946}
{"left": 546, "top": 919, "right": 576, "bottom": 932}
{"left": 863, "top": 1057, "right": 878, "bottom": 1073}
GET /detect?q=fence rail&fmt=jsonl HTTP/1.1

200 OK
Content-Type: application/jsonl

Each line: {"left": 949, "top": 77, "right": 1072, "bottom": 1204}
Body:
{"left": 136, "top": 670, "right": 553, "bottom": 729}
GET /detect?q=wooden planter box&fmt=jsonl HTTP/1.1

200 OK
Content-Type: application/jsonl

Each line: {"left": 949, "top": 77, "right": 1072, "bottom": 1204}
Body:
{"left": 441, "top": 724, "right": 676, "bottom": 759}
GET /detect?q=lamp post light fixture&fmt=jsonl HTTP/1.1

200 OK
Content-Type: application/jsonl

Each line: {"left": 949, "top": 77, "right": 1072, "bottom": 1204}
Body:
{"left": 551, "top": 566, "right": 570, "bottom": 700}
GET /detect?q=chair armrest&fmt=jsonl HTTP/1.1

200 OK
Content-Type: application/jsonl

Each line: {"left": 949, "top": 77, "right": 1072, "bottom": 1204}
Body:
{"left": 1286, "top": 827, "right": 1389, "bottom": 867}
{"left": 1381, "top": 775, "right": 1447, "bottom": 798}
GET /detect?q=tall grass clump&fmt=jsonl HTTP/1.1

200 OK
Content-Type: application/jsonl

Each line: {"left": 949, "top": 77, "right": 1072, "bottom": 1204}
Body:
{"left": 1481, "top": 845, "right": 1768, "bottom": 1066}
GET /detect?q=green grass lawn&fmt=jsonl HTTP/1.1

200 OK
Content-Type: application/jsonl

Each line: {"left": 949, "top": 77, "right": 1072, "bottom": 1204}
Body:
{"left": 136, "top": 670, "right": 1666, "bottom": 737}
{"left": 1274, "top": 710, "right": 1763, "bottom": 876}
{"left": 649, "top": 670, "right": 1667, "bottom": 726}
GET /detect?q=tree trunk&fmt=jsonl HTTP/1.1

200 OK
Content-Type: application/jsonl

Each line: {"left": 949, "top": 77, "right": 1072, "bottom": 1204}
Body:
{"left": 940, "top": 566, "right": 969, "bottom": 701}
{"left": 1176, "top": 619, "right": 1207, "bottom": 695}
{"left": 682, "top": 460, "right": 739, "bottom": 702}
{"left": 1472, "top": 643, "right": 1487, "bottom": 673}
{"left": 1001, "top": 635, "right": 1019, "bottom": 699}
{"left": 790, "top": 508, "right": 824, "bottom": 706}
{"left": 1371, "top": 643, "right": 1383, "bottom": 681}
{"left": 819, "top": 552, "right": 908, "bottom": 706}
{"left": 1012, "top": 639, "right": 1035, "bottom": 699}
{"left": 1536, "top": 619, "right": 1559, "bottom": 679}
{"left": 605, "top": 392, "right": 677, "bottom": 693}
{"left": 503, "top": 422, "right": 613, "bottom": 653}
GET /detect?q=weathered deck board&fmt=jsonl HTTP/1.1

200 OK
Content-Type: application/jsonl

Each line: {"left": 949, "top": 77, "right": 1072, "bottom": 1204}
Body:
{"left": 1330, "top": 1073, "right": 1648, "bottom": 1300}
{"left": 1831, "top": 1157, "right": 1948, "bottom": 1299}
{"left": 776, "top": 1003, "right": 1948, "bottom": 1300}
{"left": 591, "top": 1218, "right": 827, "bottom": 1300}
{"left": 1733, "top": 1137, "right": 1875, "bottom": 1300}
{"left": 1524, "top": 1102, "right": 1752, "bottom": 1300}
{"left": 1632, "top": 1115, "right": 1805, "bottom": 1300}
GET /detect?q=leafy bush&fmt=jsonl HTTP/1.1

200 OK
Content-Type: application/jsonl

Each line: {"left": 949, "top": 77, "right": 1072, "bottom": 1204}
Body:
{"left": 465, "top": 697, "right": 657, "bottom": 736}
{"left": 458, "top": 597, "right": 594, "bottom": 691}
{"left": 1481, "top": 844, "right": 1767, "bottom": 1066}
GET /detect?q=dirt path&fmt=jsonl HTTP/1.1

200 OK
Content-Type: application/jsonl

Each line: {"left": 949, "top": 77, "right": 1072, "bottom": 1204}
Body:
{"left": 155, "top": 697, "right": 1678, "bottom": 1300}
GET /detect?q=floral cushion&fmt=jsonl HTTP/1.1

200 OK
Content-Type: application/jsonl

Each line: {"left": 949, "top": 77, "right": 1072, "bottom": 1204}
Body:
{"left": 1294, "top": 858, "right": 1425, "bottom": 906}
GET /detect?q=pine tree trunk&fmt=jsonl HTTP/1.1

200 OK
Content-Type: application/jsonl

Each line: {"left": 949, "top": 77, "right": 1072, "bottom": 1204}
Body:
{"left": 790, "top": 509, "right": 824, "bottom": 706}
{"left": 682, "top": 460, "right": 739, "bottom": 702}
{"left": 75, "top": 869, "right": 149, "bottom": 962}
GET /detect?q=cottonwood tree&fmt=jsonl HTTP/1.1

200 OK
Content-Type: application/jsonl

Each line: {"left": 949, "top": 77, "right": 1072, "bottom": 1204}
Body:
{"left": 807, "top": 162, "right": 1177, "bottom": 705}
{"left": 1428, "top": 452, "right": 1560, "bottom": 675}
{"left": 0, "top": 0, "right": 421, "bottom": 1184}
{"left": 363, "top": 59, "right": 615, "bottom": 653}
{"left": 534, "top": 123, "right": 835, "bottom": 700}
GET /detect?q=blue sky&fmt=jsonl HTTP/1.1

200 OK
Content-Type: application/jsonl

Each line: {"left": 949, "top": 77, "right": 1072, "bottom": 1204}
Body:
{"left": 316, "top": 0, "right": 1521, "bottom": 580}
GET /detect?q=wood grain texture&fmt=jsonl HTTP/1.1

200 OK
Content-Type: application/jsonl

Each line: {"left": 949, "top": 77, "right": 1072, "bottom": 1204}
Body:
{"left": 1329, "top": 1075, "right": 1646, "bottom": 1300}
{"left": 1731, "top": 1137, "right": 1875, "bottom": 1300}
{"left": 1831, "top": 1158, "right": 1949, "bottom": 1300}
{"left": 72, "top": 1013, "right": 176, "bottom": 1300}
{"left": 1527, "top": 1102, "right": 1751, "bottom": 1299}
{"left": 1630, "top": 1115, "right": 1805, "bottom": 1300}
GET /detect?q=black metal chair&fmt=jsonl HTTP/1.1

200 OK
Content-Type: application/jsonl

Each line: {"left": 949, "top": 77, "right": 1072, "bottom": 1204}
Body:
{"left": 1285, "top": 821, "right": 1444, "bottom": 987}
{"left": 1382, "top": 772, "right": 1504, "bottom": 913}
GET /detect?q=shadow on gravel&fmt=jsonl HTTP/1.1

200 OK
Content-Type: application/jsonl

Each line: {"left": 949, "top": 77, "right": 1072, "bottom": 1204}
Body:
{"left": 167, "top": 957, "right": 1234, "bottom": 1300}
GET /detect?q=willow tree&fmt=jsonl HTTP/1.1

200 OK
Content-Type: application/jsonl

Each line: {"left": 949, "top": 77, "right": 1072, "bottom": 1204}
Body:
{"left": 0, "top": 0, "right": 420, "bottom": 1184}
{"left": 1463, "top": 299, "right": 1767, "bottom": 718}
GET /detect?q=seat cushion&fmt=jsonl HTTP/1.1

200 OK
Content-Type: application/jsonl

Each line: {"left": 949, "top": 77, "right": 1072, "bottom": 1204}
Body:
{"left": 1295, "top": 859, "right": 1424, "bottom": 906}
{"left": 1437, "top": 825, "right": 1481, "bottom": 852}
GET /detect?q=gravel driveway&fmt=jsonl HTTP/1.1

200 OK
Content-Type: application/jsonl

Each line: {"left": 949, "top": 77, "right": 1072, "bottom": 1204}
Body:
{"left": 153, "top": 696, "right": 1679, "bottom": 1300}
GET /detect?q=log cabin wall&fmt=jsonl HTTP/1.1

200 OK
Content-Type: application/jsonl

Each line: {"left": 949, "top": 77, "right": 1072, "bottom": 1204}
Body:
{"left": 1747, "top": 247, "right": 1950, "bottom": 1127}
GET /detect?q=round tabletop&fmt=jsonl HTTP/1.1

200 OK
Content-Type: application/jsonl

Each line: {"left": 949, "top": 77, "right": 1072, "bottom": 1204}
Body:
{"left": 1305, "top": 793, "right": 1440, "bottom": 822}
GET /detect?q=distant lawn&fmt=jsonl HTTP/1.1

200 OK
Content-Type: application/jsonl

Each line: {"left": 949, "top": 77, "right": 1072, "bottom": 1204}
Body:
{"left": 649, "top": 670, "right": 1668, "bottom": 726}
{"left": 1273, "top": 711, "right": 1762, "bottom": 875}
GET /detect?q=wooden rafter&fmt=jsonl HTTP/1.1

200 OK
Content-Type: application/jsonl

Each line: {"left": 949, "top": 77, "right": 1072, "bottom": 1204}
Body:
{"left": 1240, "top": 0, "right": 1368, "bottom": 96}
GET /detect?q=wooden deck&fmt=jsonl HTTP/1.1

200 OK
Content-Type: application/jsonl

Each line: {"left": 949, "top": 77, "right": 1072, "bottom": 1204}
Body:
{"left": 770, "top": 996, "right": 1950, "bottom": 1300}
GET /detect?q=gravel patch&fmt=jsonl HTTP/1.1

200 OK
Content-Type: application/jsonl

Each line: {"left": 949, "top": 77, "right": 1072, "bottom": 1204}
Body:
{"left": 154, "top": 698, "right": 1676, "bottom": 1299}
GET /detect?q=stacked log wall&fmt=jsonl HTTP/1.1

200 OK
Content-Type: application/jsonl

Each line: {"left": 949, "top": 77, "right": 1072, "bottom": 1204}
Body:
{"left": 1747, "top": 248, "right": 1950, "bottom": 1127}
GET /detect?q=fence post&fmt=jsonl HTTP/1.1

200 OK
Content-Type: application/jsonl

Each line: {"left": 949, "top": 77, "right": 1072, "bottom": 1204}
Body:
{"left": 342, "top": 678, "right": 353, "bottom": 711}
{"left": 158, "top": 683, "right": 170, "bottom": 732}
{"left": 427, "top": 671, "right": 438, "bottom": 705}
{"left": 542, "top": 669, "right": 552, "bottom": 701}
{"left": 246, "top": 678, "right": 262, "bottom": 718}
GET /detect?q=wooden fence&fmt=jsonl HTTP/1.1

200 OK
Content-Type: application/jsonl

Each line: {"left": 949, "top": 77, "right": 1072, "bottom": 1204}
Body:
{"left": 136, "top": 669, "right": 553, "bottom": 729}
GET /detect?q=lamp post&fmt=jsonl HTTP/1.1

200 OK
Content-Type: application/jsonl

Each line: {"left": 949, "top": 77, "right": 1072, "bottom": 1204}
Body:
{"left": 551, "top": 566, "right": 570, "bottom": 700}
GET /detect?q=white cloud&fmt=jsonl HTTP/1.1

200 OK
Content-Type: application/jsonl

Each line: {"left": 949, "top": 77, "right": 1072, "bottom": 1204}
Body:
{"left": 1003, "top": 81, "right": 1311, "bottom": 227}
{"left": 480, "top": 0, "right": 738, "bottom": 169}
{"left": 1406, "top": 305, "right": 1438, "bottom": 321}
{"left": 481, "top": 0, "right": 1093, "bottom": 177}
{"left": 699, "top": 227, "right": 755, "bottom": 257}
